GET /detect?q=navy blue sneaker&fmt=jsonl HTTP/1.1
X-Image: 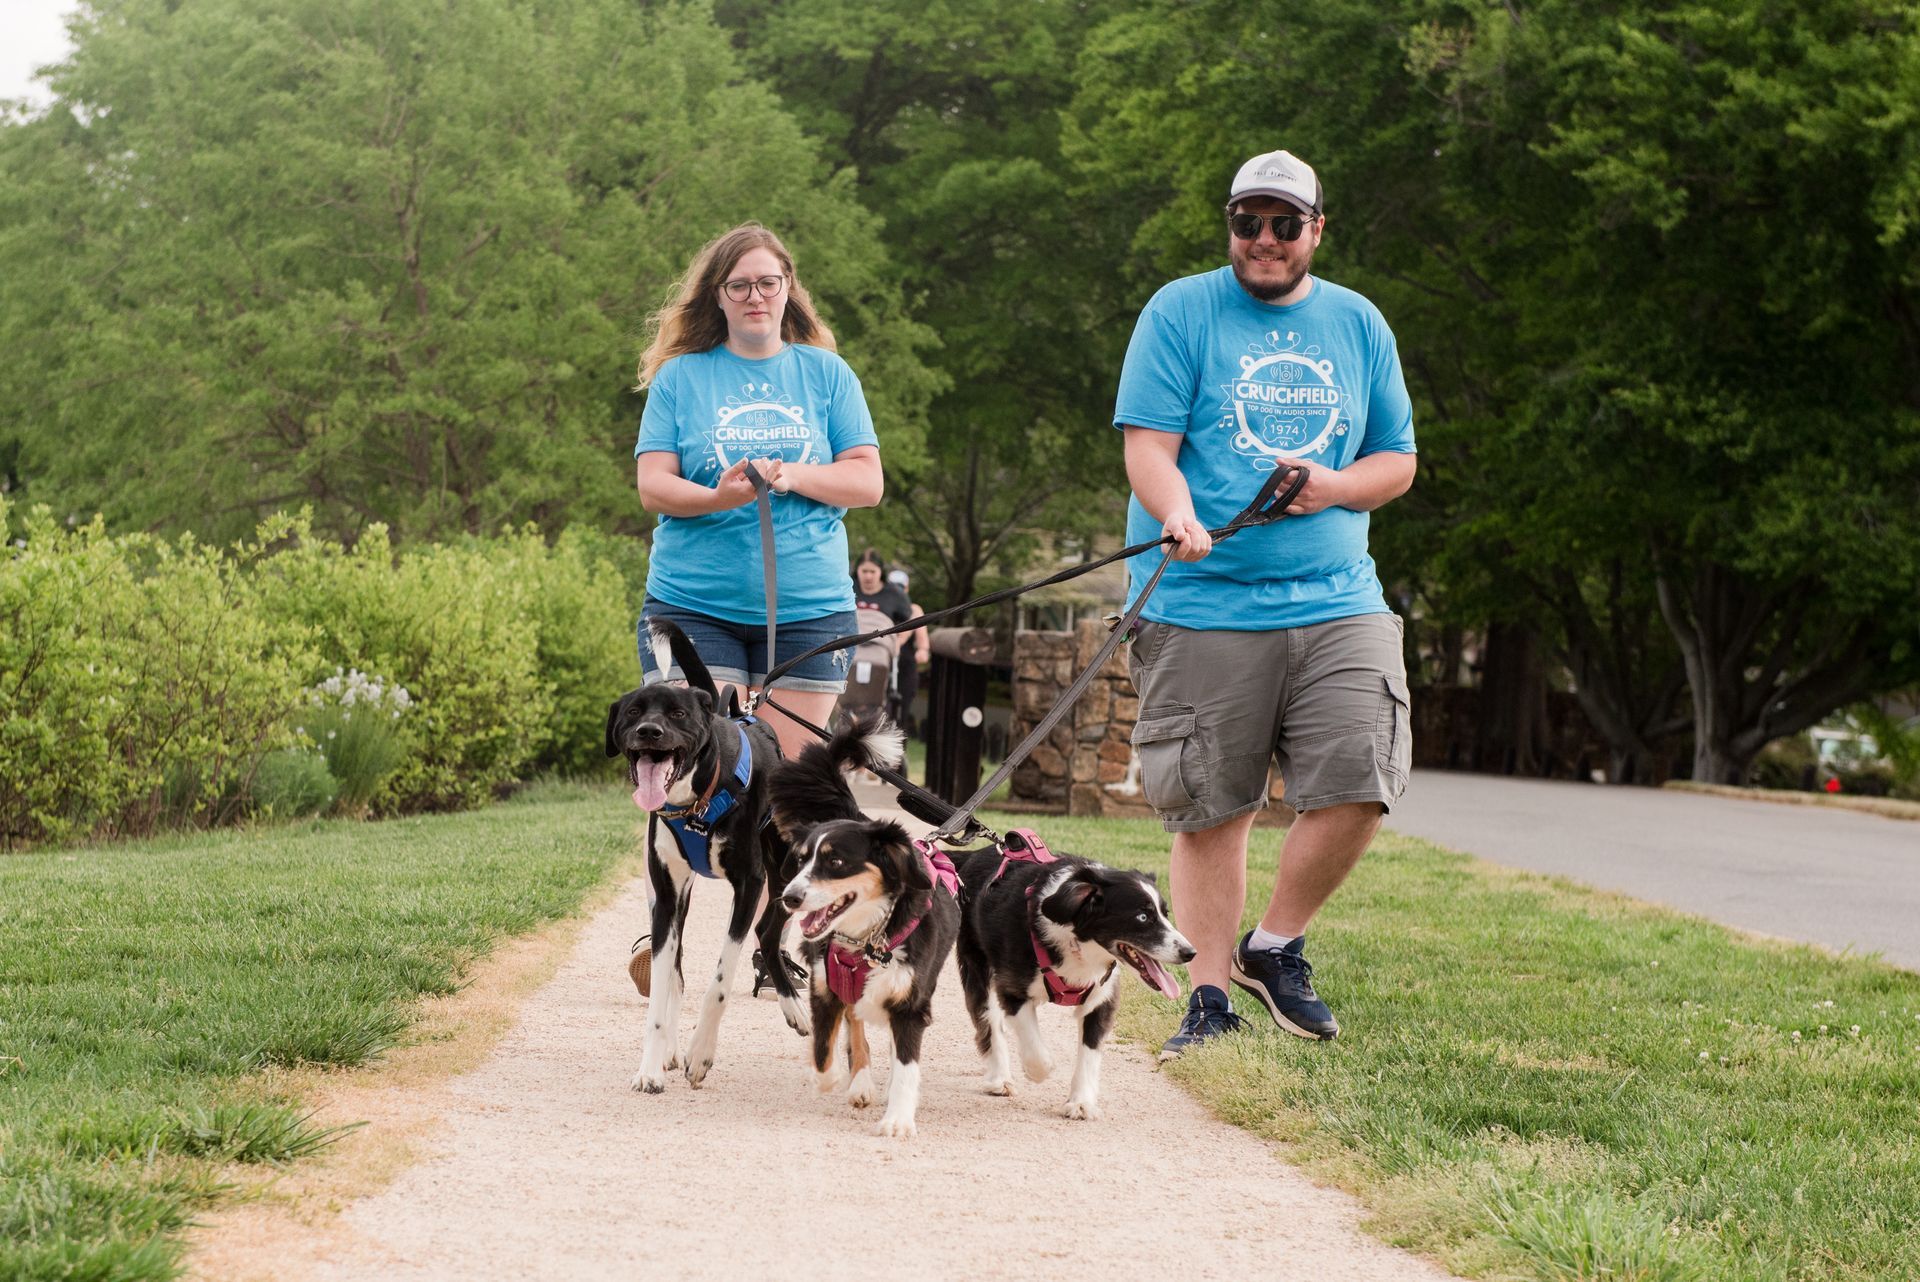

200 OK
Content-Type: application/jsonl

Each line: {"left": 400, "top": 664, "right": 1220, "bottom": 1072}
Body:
{"left": 1157, "top": 985, "right": 1248, "bottom": 1061}
{"left": 1231, "top": 931, "right": 1339, "bottom": 1040}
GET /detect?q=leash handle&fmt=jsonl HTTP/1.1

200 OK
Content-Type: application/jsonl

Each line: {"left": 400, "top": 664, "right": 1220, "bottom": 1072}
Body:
{"left": 742, "top": 462, "right": 777, "bottom": 710}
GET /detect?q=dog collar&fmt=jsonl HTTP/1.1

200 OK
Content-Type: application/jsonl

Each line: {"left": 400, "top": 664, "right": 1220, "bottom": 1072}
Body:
{"left": 824, "top": 841, "right": 958, "bottom": 1006}
{"left": 657, "top": 720, "right": 758, "bottom": 879}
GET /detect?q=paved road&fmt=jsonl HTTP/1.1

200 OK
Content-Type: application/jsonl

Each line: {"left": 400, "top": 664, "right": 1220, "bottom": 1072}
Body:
{"left": 1385, "top": 770, "right": 1920, "bottom": 971}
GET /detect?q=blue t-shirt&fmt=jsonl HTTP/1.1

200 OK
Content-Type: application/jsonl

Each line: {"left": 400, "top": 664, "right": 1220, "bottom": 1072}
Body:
{"left": 636, "top": 343, "right": 878, "bottom": 624}
{"left": 1113, "top": 268, "right": 1416, "bottom": 630}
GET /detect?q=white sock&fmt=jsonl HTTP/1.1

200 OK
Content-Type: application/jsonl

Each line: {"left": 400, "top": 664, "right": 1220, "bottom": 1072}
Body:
{"left": 1247, "top": 926, "right": 1298, "bottom": 953}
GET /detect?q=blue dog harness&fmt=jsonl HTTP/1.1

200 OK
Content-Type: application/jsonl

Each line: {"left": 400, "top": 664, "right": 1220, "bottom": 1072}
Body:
{"left": 656, "top": 720, "right": 759, "bottom": 878}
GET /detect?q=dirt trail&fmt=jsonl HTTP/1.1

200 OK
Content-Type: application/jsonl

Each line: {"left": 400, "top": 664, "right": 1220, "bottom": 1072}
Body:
{"left": 188, "top": 812, "right": 1462, "bottom": 1282}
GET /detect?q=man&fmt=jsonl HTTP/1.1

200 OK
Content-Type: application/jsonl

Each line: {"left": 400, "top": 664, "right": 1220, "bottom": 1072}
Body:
{"left": 1115, "top": 149, "right": 1416, "bottom": 1057}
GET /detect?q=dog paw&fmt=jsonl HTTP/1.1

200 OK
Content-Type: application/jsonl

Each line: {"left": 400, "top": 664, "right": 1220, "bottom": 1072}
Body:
{"left": 685, "top": 1058, "right": 713, "bottom": 1089}
{"left": 1021, "top": 1055, "right": 1054, "bottom": 1084}
{"left": 664, "top": 1051, "right": 683, "bottom": 1072}
{"left": 779, "top": 994, "right": 811, "bottom": 1038}
{"left": 983, "top": 1076, "right": 1015, "bottom": 1097}
{"left": 875, "top": 1115, "right": 917, "bottom": 1140}
{"left": 1062, "top": 1097, "right": 1101, "bottom": 1121}
{"left": 631, "top": 1068, "right": 668, "bottom": 1094}
{"left": 847, "top": 1068, "right": 875, "bottom": 1108}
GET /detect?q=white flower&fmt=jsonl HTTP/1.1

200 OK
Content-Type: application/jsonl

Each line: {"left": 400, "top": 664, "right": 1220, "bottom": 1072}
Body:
{"left": 1850, "top": 1025, "right": 1861, "bottom": 1037}
{"left": 1819, "top": 1024, "right": 1828, "bottom": 1034}
{"left": 1698, "top": 1051, "right": 1710, "bottom": 1060}
{"left": 1790, "top": 1031, "right": 1802, "bottom": 1041}
{"left": 1650, "top": 960, "right": 1660, "bottom": 967}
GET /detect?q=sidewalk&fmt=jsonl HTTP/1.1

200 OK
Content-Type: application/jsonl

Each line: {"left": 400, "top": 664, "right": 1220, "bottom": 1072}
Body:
{"left": 185, "top": 799, "right": 1463, "bottom": 1282}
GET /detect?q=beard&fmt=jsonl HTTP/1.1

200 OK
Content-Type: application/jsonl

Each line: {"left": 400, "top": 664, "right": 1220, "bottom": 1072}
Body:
{"left": 1231, "top": 254, "right": 1311, "bottom": 301}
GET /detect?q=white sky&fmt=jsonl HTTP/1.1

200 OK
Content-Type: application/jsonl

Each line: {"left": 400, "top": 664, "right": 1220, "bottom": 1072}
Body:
{"left": 1, "top": 0, "right": 82, "bottom": 106}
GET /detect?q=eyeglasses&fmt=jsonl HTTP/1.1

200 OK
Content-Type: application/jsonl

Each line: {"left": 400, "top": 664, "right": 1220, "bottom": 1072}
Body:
{"left": 720, "top": 274, "right": 787, "bottom": 302}
{"left": 1226, "top": 211, "right": 1318, "bottom": 242}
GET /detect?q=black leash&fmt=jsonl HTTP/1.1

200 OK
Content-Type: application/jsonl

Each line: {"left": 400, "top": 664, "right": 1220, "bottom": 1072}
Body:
{"left": 757, "top": 464, "right": 1310, "bottom": 692}
{"left": 760, "top": 463, "right": 1311, "bottom": 842}
{"left": 743, "top": 462, "right": 777, "bottom": 691}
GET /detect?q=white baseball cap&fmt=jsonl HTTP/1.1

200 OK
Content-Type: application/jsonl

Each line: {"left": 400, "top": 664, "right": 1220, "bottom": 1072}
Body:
{"left": 886, "top": 569, "right": 909, "bottom": 589}
{"left": 1228, "top": 149, "right": 1321, "bottom": 214}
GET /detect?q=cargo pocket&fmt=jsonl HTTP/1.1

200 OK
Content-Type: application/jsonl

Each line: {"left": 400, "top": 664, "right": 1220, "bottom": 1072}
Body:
{"left": 1375, "top": 675, "right": 1412, "bottom": 780}
{"left": 1131, "top": 704, "right": 1199, "bottom": 812}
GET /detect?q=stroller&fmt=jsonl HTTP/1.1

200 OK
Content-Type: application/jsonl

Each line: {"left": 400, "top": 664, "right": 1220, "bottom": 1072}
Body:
{"left": 836, "top": 602, "right": 901, "bottom": 727}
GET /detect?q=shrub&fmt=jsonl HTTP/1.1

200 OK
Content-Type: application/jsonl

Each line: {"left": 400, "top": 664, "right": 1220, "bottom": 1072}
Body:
{"left": 0, "top": 500, "right": 313, "bottom": 845}
{"left": 248, "top": 748, "right": 338, "bottom": 819}
{"left": 250, "top": 517, "right": 552, "bottom": 812}
{"left": 293, "top": 669, "right": 411, "bottom": 815}
{"left": 484, "top": 526, "right": 639, "bottom": 778}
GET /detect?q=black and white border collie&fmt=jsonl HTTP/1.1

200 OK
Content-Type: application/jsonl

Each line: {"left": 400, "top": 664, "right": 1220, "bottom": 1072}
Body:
{"left": 949, "top": 842, "right": 1194, "bottom": 1119}
{"left": 769, "top": 720, "right": 958, "bottom": 1139}
{"left": 603, "top": 619, "right": 798, "bottom": 1094}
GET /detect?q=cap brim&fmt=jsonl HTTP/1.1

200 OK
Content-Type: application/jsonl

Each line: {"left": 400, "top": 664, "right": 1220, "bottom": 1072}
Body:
{"left": 1230, "top": 187, "right": 1317, "bottom": 212}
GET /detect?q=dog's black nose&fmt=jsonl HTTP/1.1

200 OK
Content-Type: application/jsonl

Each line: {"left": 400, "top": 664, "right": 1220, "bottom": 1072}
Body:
{"left": 635, "top": 722, "right": 663, "bottom": 741}
{"left": 781, "top": 889, "right": 804, "bottom": 911}
{"left": 1177, "top": 944, "right": 1197, "bottom": 963}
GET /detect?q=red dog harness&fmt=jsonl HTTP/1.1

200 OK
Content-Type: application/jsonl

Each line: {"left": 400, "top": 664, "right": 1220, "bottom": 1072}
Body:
{"left": 992, "top": 828, "right": 1114, "bottom": 1007}
{"left": 825, "top": 841, "right": 960, "bottom": 1006}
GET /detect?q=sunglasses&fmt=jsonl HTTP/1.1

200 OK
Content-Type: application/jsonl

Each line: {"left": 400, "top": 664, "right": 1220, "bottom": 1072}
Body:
{"left": 721, "top": 274, "right": 787, "bottom": 302}
{"left": 1226, "top": 211, "right": 1318, "bottom": 242}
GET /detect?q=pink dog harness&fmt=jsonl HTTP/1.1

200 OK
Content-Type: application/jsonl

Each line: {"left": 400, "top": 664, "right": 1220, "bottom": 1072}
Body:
{"left": 824, "top": 840, "right": 959, "bottom": 1006}
{"left": 993, "top": 828, "right": 1114, "bottom": 1007}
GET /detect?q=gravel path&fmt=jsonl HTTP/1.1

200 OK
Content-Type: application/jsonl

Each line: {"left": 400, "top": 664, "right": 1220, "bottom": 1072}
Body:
{"left": 188, "top": 822, "right": 1461, "bottom": 1282}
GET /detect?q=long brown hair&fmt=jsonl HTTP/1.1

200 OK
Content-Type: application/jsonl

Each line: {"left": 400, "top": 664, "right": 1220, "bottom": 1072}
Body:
{"left": 635, "top": 223, "right": 836, "bottom": 388}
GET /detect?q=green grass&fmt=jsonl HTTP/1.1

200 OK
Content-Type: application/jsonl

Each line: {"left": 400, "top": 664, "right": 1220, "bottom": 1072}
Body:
{"left": 981, "top": 811, "right": 1920, "bottom": 1282}
{"left": 0, "top": 781, "right": 633, "bottom": 1282}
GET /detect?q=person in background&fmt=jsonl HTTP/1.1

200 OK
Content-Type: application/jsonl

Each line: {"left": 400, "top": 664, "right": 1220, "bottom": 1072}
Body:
{"left": 886, "top": 567, "right": 930, "bottom": 737}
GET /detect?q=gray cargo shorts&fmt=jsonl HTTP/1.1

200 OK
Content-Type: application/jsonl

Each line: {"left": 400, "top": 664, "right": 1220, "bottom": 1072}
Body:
{"left": 1126, "top": 612, "right": 1411, "bottom": 832}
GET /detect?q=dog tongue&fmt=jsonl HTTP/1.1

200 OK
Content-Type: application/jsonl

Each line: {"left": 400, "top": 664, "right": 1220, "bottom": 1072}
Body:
{"left": 631, "top": 759, "right": 673, "bottom": 812}
{"left": 1132, "top": 953, "right": 1180, "bottom": 1000}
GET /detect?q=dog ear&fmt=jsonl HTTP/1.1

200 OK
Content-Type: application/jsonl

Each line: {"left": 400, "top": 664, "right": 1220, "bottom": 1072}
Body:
{"left": 605, "top": 692, "right": 633, "bottom": 758}
{"left": 1046, "top": 870, "right": 1102, "bottom": 921}
{"left": 694, "top": 688, "right": 714, "bottom": 717}
{"left": 881, "top": 824, "right": 929, "bottom": 894}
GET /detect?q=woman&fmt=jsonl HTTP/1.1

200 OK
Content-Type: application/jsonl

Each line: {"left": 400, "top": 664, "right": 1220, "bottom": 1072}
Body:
{"left": 633, "top": 224, "right": 883, "bottom": 763}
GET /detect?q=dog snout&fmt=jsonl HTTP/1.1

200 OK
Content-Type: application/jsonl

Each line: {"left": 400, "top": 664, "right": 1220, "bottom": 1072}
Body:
{"left": 1169, "top": 927, "right": 1196, "bottom": 964}
{"left": 780, "top": 876, "right": 808, "bottom": 911}
{"left": 634, "top": 721, "right": 664, "bottom": 742}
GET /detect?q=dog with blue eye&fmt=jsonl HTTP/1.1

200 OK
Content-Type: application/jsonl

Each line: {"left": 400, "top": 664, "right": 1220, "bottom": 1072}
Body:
{"left": 604, "top": 618, "right": 802, "bottom": 1094}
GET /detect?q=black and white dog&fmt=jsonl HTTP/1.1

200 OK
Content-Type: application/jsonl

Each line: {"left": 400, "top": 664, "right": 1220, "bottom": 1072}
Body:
{"left": 949, "top": 834, "right": 1194, "bottom": 1119}
{"left": 603, "top": 619, "right": 802, "bottom": 1093}
{"left": 769, "top": 720, "right": 958, "bottom": 1139}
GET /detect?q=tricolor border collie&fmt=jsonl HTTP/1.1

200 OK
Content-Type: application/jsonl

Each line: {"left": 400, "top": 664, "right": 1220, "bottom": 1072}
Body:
{"left": 603, "top": 619, "right": 803, "bottom": 1093}
{"left": 769, "top": 720, "right": 958, "bottom": 1139}
{"left": 949, "top": 832, "right": 1193, "bottom": 1119}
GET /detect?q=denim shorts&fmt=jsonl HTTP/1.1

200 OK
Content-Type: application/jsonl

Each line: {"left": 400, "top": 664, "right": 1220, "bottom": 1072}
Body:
{"left": 638, "top": 597, "right": 856, "bottom": 693}
{"left": 1126, "top": 612, "right": 1411, "bottom": 830}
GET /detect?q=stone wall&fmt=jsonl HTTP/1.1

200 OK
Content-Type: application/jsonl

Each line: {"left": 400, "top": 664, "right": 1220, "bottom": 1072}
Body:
{"left": 1010, "top": 619, "right": 1290, "bottom": 820}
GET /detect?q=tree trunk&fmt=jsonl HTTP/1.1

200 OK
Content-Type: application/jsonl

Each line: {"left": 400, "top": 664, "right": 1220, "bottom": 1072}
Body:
{"left": 1475, "top": 621, "right": 1550, "bottom": 775}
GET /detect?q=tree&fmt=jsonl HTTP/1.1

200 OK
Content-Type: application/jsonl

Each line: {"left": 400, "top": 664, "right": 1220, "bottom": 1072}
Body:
{"left": 0, "top": 0, "right": 935, "bottom": 546}
{"left": 717, "top": 0, "right": 1135, "bottom": 607}
{"left": 1069, "top": 0, "right": 1920, "bottom": 783}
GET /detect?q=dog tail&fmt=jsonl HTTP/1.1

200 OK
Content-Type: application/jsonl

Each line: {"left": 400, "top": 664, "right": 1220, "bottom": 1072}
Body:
{"left": 825, "top": 715, "right": 906, "bottom": 776}
{"left": 645, "top": 617, "right": 717, "bottom": 700}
